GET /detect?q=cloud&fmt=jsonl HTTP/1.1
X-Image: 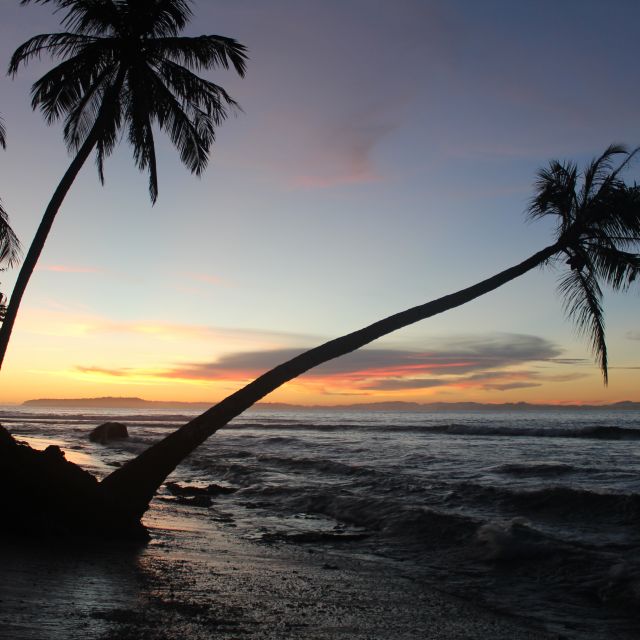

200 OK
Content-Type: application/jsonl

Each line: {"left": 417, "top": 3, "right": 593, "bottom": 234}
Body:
{"left": 79, "top": 333, "right": 569, "bottom": 397}
{"left": 481, "top": 381, "right": 542, "bottom": 391}
{"left": 163, "top": 333, "right": 560, "bottom": 380}
{"left": 626, "top": 331, "right": 640, "bottom": 341}
{"left": 549, "top": 358, "right": 590, "bottom": 365}
{"left": 22, "top": 307, "right": 318, "bottom": 347}
{"left": 359, "top": 378, "right": 448, "bottom": 391}
{"left": 71, "top": 331, "right": 590, "bottom": 399}
{"left": 293, "top": 118, "right": 396, "bottom": 189}
{"left": 76, "top": 366, "right": 132, "bottom": 377}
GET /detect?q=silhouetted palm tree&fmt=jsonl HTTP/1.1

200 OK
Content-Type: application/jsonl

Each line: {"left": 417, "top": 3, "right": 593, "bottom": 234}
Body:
{"left": 0, "top": 0, "right": 247, "bottom": 367}
{"left": 100, "top": 145, "right": 640, "bottom": 525}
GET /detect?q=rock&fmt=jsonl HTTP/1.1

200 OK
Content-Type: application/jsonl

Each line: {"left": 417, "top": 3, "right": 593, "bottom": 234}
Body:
{"left": 44, "top": 444, "right": 65, "bottom": 459}
{"left": 0, "top": 424, "right": 148, "bottom": 540}
{"left": 89, "top": 422, "right": 129, "bottom": 444}
{"left": 165, "top": 481, "right": 236, "bottom": 497}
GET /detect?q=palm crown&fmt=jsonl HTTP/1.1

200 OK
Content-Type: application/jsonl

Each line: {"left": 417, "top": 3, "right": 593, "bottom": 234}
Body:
{"left": 0, "top": 0, "right": 246, "bottom": 370}
{"left": 529, "top": 144, "right": 640, "bottom": 383}
{"left": 10, "top": 0, "right": 248, "bottom": 201}
{"left": 99, "top": 145, "right": 640, "bottom": 517}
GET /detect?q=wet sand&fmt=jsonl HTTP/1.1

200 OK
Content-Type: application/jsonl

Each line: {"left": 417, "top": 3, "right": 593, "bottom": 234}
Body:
{"left": 0, "top": 513, "right": 554, "bottom": 640}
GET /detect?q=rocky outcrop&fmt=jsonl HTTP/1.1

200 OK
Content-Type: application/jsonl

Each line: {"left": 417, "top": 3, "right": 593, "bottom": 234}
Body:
{"left": 89, "top": 422, "right": 129, "bottom": 444}
{"left": 0, "top": 425, "right": 147, "bottom": 540}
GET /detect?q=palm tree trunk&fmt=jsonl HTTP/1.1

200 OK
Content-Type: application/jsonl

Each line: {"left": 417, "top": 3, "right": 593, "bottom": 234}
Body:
{"left": 99, "top": 241, "right": 562, "bottom": 521}
{"left": 0, "top": 71, "right": 126, "bottom": 370}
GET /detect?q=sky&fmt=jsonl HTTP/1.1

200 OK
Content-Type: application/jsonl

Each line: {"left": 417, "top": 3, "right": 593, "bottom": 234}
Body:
{"left": 0, "top": 0, "right": 639, "bottom": 406}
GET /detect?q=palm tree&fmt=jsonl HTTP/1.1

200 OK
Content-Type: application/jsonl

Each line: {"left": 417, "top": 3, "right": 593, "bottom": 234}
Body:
{"left": 0, "top": 0, "right": 247, "bottom": 368}
{"left": 99, "top": 144, "right": 640, "bottom": 526}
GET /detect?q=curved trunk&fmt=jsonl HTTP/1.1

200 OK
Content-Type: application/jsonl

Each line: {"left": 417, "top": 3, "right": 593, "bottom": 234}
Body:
{"left": 100, "top": 241, "right": 562, "bottom": 520}
{"left": 0, "top": 69, "right": 127, "bottom": 370}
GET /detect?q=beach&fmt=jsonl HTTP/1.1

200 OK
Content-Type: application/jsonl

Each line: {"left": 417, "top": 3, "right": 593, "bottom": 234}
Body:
{"left": 1, "top": 520, "right": 552, "bottom": 640}
{"left": 2, "top": 404, "right": 639, "bottom": 638}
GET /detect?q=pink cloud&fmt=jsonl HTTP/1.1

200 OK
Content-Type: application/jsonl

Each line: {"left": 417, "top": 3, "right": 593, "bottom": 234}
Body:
{"left": 76, "top": 335, "right": 570, "bottom": 393}
{"left": 289, "top": 112, "right": 399, "bottom": 190}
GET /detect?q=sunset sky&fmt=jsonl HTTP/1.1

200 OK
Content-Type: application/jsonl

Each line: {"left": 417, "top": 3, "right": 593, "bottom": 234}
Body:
{"left": 0, "top": 0, "right": 639, "bottom": 406}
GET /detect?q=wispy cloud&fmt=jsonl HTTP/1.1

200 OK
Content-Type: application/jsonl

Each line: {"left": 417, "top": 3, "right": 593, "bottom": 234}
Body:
{"left": 292, "top": 118, "right": 396, "bottom": 189}
{"left": 73, "top": 333, "right": 579, "bottom": 395}
{"left": 76, "top": 365, "right": 132, "bottom": 377}
{"left": 21, "top": 307, "right": 318, "bottom": 350}
{"left": 625, "top": 331, "right": 640, "bottom": 341}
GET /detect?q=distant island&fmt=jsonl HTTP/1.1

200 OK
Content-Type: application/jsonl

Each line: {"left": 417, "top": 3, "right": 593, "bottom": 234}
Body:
{"left": 22, "top": 396, "right": 640, "bottom": 411}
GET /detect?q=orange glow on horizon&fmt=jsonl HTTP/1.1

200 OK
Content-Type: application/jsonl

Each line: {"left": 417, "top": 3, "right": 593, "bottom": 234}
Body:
{"left": 1, "top": 306, "right": 638, "bottom": 408}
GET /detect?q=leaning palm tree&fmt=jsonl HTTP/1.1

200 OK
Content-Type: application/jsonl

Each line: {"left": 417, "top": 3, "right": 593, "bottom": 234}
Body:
{"left": 99, "top": 144, "right": 640, "bottom": 528}
{"left": 0, "top": 0, "right": 247, "bottom": 368}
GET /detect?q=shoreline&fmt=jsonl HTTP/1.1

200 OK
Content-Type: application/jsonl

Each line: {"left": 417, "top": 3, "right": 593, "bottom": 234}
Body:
{"left": 4, "top": 411, "right": 639, "bottom": 638}
{"left": 1, "top": 515, "right": 556, "bottom": 640}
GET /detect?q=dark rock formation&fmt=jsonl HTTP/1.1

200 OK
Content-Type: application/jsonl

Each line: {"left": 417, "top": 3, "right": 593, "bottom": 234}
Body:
{"left": 0, "top": 425, "right": 147, "bottom": 540}
{"left": 89, "top": 422, "right": 129, "bottom": 444}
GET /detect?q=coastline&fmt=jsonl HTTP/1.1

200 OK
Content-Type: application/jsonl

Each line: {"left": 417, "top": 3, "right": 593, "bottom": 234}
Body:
{"left": 1, "top": 516, "right": 554, "bottom": 640}
{"left": 4, "top": 406, "right": 639, "bottom": 638}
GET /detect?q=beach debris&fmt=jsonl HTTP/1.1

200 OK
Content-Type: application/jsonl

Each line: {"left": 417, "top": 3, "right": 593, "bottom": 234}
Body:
{"left": 89, "top": 422, "right": 129, "bottom": 444}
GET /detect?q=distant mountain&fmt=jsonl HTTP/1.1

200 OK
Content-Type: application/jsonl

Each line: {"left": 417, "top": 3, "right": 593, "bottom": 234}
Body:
{"left": 22, "top": 396, "right": 640, "bottom": 411}
{"left": 22, "top": 397, "right": 213, "bottom": 410}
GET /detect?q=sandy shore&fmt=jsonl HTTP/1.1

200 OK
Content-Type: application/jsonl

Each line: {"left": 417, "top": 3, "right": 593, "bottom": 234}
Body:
{"left": 0, "top": 511, "right": 555, "bottom": 640}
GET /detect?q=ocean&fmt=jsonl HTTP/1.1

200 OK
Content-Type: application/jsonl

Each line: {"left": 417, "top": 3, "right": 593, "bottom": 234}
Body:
{"left": 3, "top": 405, "right": 640, "bottom": 638}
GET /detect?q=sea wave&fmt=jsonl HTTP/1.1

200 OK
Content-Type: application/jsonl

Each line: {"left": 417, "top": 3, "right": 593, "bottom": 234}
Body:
{"left": 449, "top": 483, "right": 640, "bottom": 523}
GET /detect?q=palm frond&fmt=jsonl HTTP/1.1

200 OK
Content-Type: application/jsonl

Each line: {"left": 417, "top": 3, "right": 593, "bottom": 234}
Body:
{"left": 0, "top": 201, "right": 22, "bottom": 268}
{"left": 29, "top": 44, "right": 114, "bottom": 123}
{"left": 591, "top": 146, "right": 640, "bottom": 201}
{"left": 579, "top": 143, "right": 628, "bottom": 207}
{"left": 528, "top": 160, "right": 578, "bottom": 229}
{"left": 9, "top": 32, "right": 98, "bottom": 74}
{"left": 589, "top": 183, "right": 640, "bottom": 242}
{"left": 587, "top": 244, "right": 640, "bottom": 291}
{"left": 149, "top": 35, "right": 248, "bottom": 76}
{"left": 557, "top": 267, "right": 608, "bottom": 383}
{"left": 141, "top": 64, "right": 213, "bottom": 175}
{"left": 153, "top": 58, "right": 240, "bottom": 120}
{"left": 125, "top": 66, "right": 159, "bottom": 201}
{"left": 62, "top": 64, "right": 116, "bottom": 149}
{"left": 0, "top": 114, "right": 6, "bottom": 149}
{"left": 94, "top": 87, "right": 123, "bottom": 185}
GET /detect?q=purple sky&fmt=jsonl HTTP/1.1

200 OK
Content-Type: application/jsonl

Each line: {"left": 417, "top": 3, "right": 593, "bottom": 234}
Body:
{"left": 0, "top": 0, "right": 639, "bottom": 404}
